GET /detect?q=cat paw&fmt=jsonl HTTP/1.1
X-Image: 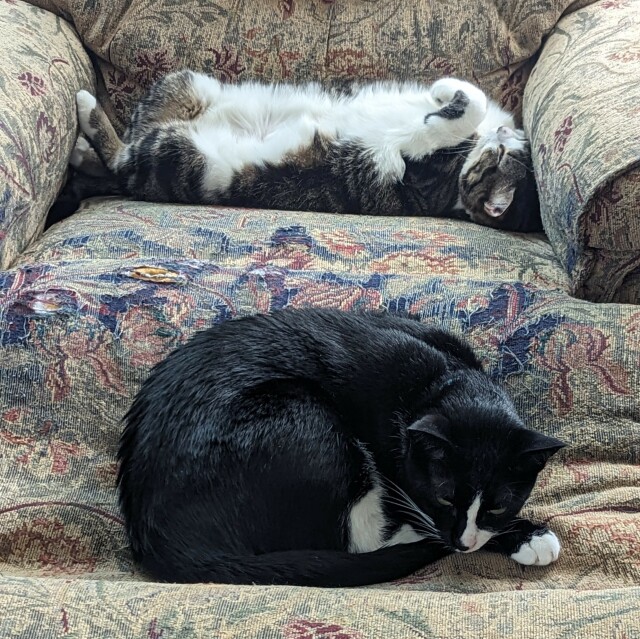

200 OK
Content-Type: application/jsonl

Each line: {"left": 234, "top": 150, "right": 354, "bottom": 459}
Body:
{"left": 428, "top": 78, "right": 487, "bottom": 133}
{"left": 510, "top": 530, "right": 561, "bottom": 566}
{"left": 69, "top": 136, "right": 92, "bottom": 169}
{"left": 190, "top": 71, "right": 221, "bottom": 110}
{"left": 76, "top": 90, "right": 98, "bottom": 136}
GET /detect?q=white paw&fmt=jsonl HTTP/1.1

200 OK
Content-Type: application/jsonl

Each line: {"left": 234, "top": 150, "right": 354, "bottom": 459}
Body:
{"left": 69, "top": 136, "right": 92, "bottom": 168}
{"left": 190, "top": 71, "right": 221, "bottom": 107}
{"left": 510, "top": 530, "right": 561, "bottom": 566}
{"left": 76, "top": 90, "right": 98, "bottom": 135}
{"left": 429, "top": 78, "right": 482, "bottom": 107}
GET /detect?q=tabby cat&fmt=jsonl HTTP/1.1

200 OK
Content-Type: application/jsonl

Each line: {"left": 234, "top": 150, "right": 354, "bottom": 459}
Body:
{"left": 70, "top": 72, "right": 542, "bottom": 232}
{"left": 118, "top": 308, "right": 564, "bottom": 587}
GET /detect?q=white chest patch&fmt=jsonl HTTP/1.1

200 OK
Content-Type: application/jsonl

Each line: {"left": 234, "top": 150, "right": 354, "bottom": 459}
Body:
{"left": 348, "top": 485, "right": 387, "bottom": 553}
{"left": 386, "top": 523, "right": 425, "bottom": 547}
{"left": 459, "top": 493, "right": 494, "bottom": 553}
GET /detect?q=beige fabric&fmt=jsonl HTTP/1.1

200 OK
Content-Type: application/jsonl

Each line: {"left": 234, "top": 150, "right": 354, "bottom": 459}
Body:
{"left": 0, "top": 0, "right": 94, "bottom": 269}
{"left": 28, "top": 0, "right": 587, "bottom": 131}
{"left": 524, "top": 0, "right": 640, "bottom": 302}
{"left": 1, "top": 198, "right": 640, "bottom": 636}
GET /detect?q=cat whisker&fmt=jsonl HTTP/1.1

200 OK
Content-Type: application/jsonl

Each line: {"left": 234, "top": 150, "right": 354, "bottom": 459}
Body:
{"left": 381, "top": 477, "right": 440, "bottom": 535}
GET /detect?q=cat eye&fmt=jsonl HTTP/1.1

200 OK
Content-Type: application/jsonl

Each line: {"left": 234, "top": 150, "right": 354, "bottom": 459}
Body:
{"left": 488, "top": 507, "right": 507, "bottom": 515}
{"left": 437, "top": 497, "right": 453, "bottom": 507}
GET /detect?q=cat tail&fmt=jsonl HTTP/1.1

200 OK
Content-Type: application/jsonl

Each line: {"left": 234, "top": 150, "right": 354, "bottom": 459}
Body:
{"left": 75, "top": 90, "right": 125, "bottom": 170}
{"left": 141, "top": 540, "right": 450, "bottom": 588}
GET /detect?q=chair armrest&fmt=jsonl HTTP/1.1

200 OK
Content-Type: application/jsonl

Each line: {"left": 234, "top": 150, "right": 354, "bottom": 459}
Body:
{"left": 524, "top": 0, "right": 640, "bottom": 303}
{"left": 0, "top": 0, "right": 94, "bottom": 269}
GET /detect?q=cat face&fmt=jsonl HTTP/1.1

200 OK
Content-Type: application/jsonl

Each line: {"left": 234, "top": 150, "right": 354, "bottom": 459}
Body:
{"left": 402, "top": 405, "right": 564, "bottom": 552}
{"left": 459, "top": 126, "right": 542, "bottom": 232}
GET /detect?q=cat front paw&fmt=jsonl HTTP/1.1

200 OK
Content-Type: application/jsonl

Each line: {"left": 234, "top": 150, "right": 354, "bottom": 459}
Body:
{"left": 427, "top": 78, "right": 487, "bottom": 133}
{"left": 510, "top": 530, "right": 561, "bottom": 566}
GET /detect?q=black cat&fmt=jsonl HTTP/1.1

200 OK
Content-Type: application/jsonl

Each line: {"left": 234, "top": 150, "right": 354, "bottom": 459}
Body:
{"left": 118, "top": 308, "right": 565, "bottom": 587}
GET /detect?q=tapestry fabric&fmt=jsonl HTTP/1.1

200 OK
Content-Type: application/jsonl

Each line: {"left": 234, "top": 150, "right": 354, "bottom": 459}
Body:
{"left": 0, "top": 0, "right": 94, "bottom": 269}
{"left": 2, "top": 199, "right": 639, "bottom": 636}
{"left": 1, "top": 1, "right": 639, "bottom": 636}
{"left": 524, "top": 0, "right": 640, "bottom": 302}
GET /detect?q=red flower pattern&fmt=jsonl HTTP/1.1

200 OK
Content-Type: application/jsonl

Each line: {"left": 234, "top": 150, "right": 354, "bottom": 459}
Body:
{"left": 36, "top": 112, "right": 57, "bottom": 163}
{"left": 280, "top": 0, "right": 295, "bottom": 19}
{"left": 17, "top": 71, "right": 46, "bottom": 96}
{"left": 204, "top": 47, "right": 245, "bottom": 82}
{"left": 607, "top": 49, "right": 640, "bottom": 63}
{"left": 553, "top": 116, "right": 574, "bottom": 153}
{"left": 326, "top": 49, "right": 385, "bottom": 79}
{"left": 106, "top": 68, "right": 139, "bottom": 118}
{"left": 533, "top": 325, "right": 630, "bottom": 416}
{"left": 423, "top": 56, "right": 457, "bottom": 76}
{"left": 0, "top": 518, "right": 96, "bottom": 575}
{"left": 134, "top": 49, "right": 175, "bottom": 87}
{"left": 283, "top": 619, "right": 363, "bottom": 639}
{"left": 500, "top": 67, "right": 526, "bottom": 112}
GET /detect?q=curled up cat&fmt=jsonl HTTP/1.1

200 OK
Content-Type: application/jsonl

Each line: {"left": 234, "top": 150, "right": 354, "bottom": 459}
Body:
{"left": 118, "top": 308, "right": 565, "bottom": 587}
{"left": 69, "top": 72, "right": 542, "bottom": 232}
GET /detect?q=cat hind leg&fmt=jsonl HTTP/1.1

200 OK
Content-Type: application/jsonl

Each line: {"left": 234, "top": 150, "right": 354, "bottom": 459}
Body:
{"left": 69, "top": 136, "right": 111, "bottom": 178}
{"left": 76, "top": 90, "right": 125, "bottom": 171}
{"left": 127, "top": 70, "right": 220, "bottom": 139}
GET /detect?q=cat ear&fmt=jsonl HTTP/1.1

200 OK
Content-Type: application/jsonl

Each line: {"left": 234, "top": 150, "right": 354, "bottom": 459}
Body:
{"left": 519, "top": 431, "right": 566, "bottom": 468}
{"left": 407, "top": 414, "right": 451, "bottom": 447}
{"left": 484, "top": 187, "right": 515, "bottom": 218}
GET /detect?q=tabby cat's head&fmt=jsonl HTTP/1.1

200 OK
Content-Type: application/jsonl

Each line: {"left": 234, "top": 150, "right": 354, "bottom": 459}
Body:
{"left": 459, "top": 126, "right": 542, "bottom": 232}
{"left": 400, "top": 371, "right": 564, "bottom": 552}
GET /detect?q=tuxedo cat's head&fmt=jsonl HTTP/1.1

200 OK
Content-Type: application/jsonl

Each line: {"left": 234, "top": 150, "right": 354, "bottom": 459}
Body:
{"left": 401, "top": 372, "right": 564, "bottom": 553}
{"left": 459, "top": 126, "right": 542, "bottom": 233}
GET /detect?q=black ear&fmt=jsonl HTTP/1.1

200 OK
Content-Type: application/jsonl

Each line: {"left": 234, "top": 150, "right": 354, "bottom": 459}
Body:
{"left": 407, "top": 414, "right": 451, "bottom": 447}
{"left": 519, "top": 431, "right": 566, "bottom": 468}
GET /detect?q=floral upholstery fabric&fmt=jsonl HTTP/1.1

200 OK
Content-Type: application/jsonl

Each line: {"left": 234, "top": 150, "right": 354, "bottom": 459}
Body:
{"left": 524, "top": 0, "right": 640, "bottom": 302}
{"left": 2, "top": 199, "right": 640, "bottom": 637}
{"left": 28, "top": 0, "right": 586, "bottom": 131}
{"left": 2, "top": 0, "right": 640, "bottom": 636}
{"left": 0, "top": 0, "right": 94, "bottom": 270}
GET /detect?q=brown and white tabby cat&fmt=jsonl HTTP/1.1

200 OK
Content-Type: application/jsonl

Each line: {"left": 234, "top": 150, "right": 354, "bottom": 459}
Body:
{"left": 70, "top": 71, "right": 542, "bottom": 232}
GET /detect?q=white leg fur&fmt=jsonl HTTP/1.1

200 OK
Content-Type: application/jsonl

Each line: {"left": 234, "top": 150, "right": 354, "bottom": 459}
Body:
{"left": 69, "top": 136, "right": 92, "bottom": 169}
{"left": 76, "top": 90, "right": 98, "bottom": 137}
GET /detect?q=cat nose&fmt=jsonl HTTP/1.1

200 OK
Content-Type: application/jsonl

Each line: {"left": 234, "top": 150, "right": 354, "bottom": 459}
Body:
{"left": 497, "top": 126, "right": 514, "bottom": 140}
{"left": 453, "top": 539, "right": 471, "bottom": 552}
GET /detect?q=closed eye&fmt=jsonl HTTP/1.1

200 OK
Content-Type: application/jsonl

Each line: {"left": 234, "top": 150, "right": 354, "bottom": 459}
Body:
{"left": 437, "top": 497, "right": 453, "bottom": 507}
{"left": 488, "top": 507, "right": 507, "bottom": 515}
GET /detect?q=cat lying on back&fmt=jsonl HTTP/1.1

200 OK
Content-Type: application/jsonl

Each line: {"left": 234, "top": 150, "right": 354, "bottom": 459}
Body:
{"left": 70, "top": 72, "right": 542, "bottom": 232}
{"left": 118, "top": 309, "right": 564, "bottom": 587}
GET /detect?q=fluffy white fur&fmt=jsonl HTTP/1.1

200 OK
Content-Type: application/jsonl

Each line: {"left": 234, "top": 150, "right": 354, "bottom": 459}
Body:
{"left": 75, "top": 76, "right": 525, "bottom": 219}
{"left": 112, "top": 75, "right": 518, "bottom": 205}
{"left": 510, "top": 531, "right": 561, "bottom": 566}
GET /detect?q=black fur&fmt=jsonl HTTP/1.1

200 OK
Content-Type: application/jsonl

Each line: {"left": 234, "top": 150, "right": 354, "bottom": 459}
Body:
{"left": 117, "top": 308, "right": 565, "bottom": 586}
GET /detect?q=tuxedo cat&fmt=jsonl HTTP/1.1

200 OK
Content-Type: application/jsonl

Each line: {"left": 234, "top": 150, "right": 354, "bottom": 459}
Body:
{"left": 118, "top": 309, "right": 564, "bottom": 586}
{"left": 69, "top": 72, "right": 542, "bottom": 232}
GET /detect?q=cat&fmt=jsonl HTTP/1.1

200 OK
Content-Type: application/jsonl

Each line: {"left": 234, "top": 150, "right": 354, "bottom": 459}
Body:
{"left": 117, "top": 308, "right": 565, "bottom": 587}
{"left": 68, "top": 71, "right": 542, "bottom": 232}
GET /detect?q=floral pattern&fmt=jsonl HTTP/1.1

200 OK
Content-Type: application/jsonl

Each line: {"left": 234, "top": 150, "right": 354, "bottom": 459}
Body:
{"left": 0, "top": 0, "right": 94, "bottom": 269}
{"left": 2, "top": 0, "right": 640, "bottom": 636}
{"left": 2, "top": 198, "right": 640, "bottom": 636}
{"left": 524, "top": 1, "right": 640, "bottom": 301}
